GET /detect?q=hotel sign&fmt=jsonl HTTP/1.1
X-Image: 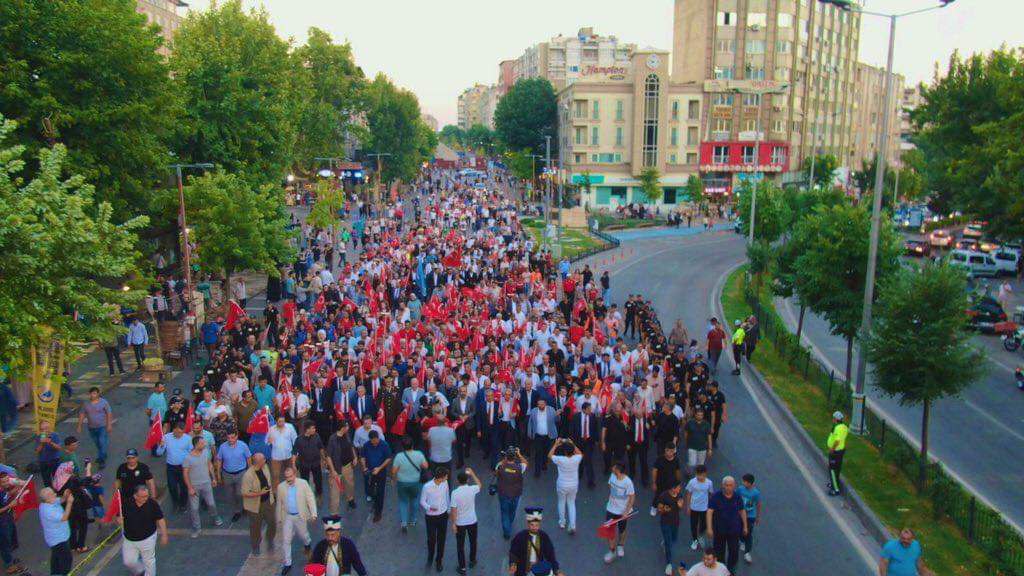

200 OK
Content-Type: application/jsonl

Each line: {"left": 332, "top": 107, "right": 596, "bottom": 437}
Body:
{"left": 581, "top": 64, "right": 630, "bottom": 81}
{"left": 711, "top": 106, "right": 733, "bottom": 119}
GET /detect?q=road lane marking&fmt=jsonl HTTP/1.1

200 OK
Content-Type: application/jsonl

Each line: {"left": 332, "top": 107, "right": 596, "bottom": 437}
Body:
{"left": 593, "top": 235, "right": 740, "bottom": 279}
{"left": 778, "top": 297, "right": 1024, "bottom": 535}
{"left": 712, "top": 263, "right": 879, "bottom": 571}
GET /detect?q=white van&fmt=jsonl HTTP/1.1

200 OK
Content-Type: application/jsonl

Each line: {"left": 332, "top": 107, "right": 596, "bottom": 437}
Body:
{"left": 948, "top": 249, "right": 999, "bottom": 277}
{"left": 992, "top": 249, "right": 1020, "bottom": 275}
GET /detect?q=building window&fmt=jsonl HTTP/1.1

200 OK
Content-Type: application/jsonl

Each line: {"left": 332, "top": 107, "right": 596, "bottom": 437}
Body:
{"left": 717, "top": 11, "right": 736, "bottom": 26}
{"left": 745, "top": 65, "right": 765, "bottom": 80}
{"left": 773, "top": 119, "right": 785, "bottom": 133}
{"left": 747, "top": 12, "right": 767, "bottom": 27}
{"left": 771, "top": 146, "right": 787, "bottom": 164}
{"left": 591, "top": 126, "right": 599, "bottom": 146}
{"left": 743, "top": 119, "right": 758, "bottom": 132}
{"left": 671, "top": 101, "right": 679, "bottom": 121}
{"left": 713, "top": 119, "right": 732, "bottom": 133}
{"left": 746, "top": 40, "right": 766, "bottom": 54}
{"left": 742, "top": 146, "right": 756, "bottom": 164}
{"left": 776, "top": 40, "right": 792, "bottom": 54}
{"left": 611, "top": 187, "right": 628, "bottom": 201}
{"left": 575, "top": 127, "right": 586, "bottom": 145}
{"left": 670, "top": 153, "right": 678, "bottom": 164}
{"left": 591, "top": 154, "right": 598, "bottom": 162}
{"left": 688, "top": 100, "right": 700, "bottom": 120}
{"left": 778, "top": 13, "right": 793, "bottom": 27}
{"left": 642, "top": 74, "right": 660, "bottom": 167}
{"left": 687, "top": 126, "right": 698, "bottom": 146}
{"left": 743, "top": 93, "right": 761, "bottom": 106}
{"left": 615, "top": 127, "right": 623, "bottom": 146}
{"left": 713, "top": 145, "right": 729, "bottom": 164}
{"left": 574, "top": 100, "right": 587, "bottom": 119}
{"left": 663, "top": 188, "right": 678, "bottom": 204}
{"left": 592, "top": 100, "right": 600, "bottom": 120}
{"left": 775, "top": 67, "right": 791, "bottom": 81}
{"left": 712, "top": 93, "right": 734, "bottom": 106}
{"left": 714, "top": 66, "right": 735, "bottom": 80}
{"left": 716, "top": 39, "right": 736, "bottom": 53}
{"left": 686, "top": 152, "right": 699, "bottom": 164}
{"left": 574, "top": 153, "right": 584, "bottom": 163}
{"left": 615, "top": 100, "right": 624, "bottom": 121}
{"left": 671, "top": 127, "right": 679, "bottom": 146}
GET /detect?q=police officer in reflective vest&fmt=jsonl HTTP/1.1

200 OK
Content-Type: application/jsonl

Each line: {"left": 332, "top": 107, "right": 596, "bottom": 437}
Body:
{"left": 826, "top": 411, "right": 849, "bottom": 496}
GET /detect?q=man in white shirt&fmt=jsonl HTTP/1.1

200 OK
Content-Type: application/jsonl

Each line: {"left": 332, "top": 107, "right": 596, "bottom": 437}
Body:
{"left": 420, "top": 467, "right": 451, "bottom": 572}
{"left": 265, "top": 419, "right": 297, "bottom": 487}
{"left": 686, "top": 550, "right": 730, "bottom": 576}
{"left": 450, "top": 467, "right": 481, "bottom": 575}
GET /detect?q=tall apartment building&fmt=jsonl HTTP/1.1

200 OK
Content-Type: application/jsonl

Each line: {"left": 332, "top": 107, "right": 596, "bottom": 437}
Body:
{"left": 422, "top": 114, "right": 439, "bottom": 132}
{"left": 672, "top": 0, "right": 861, "bottom": 190}
{"left": 849, "top": 62, "right": 904, "bottom": 170}
{"left": 457, "top": 84, "right": 491, "bottom": 130}
{"left": 898, "top": 84, "right": 924, "bottom": 155}
{"left": 136, "top": 0, "right": 187, "bottom": 56}
{"left": 512, "top": 28, "right": 636, "bottom": 91}
{"left": 497, "top": 60, "right": 517, "bottom": 97}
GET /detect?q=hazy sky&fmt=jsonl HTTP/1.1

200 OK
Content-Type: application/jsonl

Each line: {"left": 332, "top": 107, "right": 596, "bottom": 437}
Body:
{"left": 187, "top": 1, "right": 1022, "bottom": 127}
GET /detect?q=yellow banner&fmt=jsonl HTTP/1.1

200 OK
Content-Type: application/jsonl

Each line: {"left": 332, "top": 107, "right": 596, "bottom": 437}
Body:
{"left": 32, "top": 374, "right": 61, "bottom": 432}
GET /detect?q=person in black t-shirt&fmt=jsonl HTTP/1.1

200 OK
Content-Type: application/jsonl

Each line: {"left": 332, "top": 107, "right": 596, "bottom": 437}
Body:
{"left": 120, "top": 485, "right": 167, "bottom": 576}
{"left": 651, "top": 444, "right": 683, "bottom": 514}
{"left": 707, "top": 382, "right": 727, "bottom": 448}
{"left": 657, "top": 483, "right": 685, "bottom": 572}
{"left": 114, "top": 449, "right": 156, "bottom": 501}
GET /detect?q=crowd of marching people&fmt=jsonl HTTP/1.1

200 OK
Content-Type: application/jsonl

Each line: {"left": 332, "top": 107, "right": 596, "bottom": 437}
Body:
{"left": 1, "top": 166, "right": 771, "bottom": 576}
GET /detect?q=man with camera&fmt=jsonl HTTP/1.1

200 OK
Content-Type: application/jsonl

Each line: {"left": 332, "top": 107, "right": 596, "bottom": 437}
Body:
{"left": 493, "top": 447, "right": 528, "bottom": 540}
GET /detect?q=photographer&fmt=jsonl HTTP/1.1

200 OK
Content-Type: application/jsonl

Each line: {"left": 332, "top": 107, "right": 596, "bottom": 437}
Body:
{"left": 547, "top": 438, "right": 582, "bottom": 533}
{"left": 493, "top": 447, "right": 528, "bottom": 540}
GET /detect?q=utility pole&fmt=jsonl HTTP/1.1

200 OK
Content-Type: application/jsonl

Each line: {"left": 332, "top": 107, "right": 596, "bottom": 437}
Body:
{"left": 366, "top": 152, "right": 392, "bottom": 207}
{"left": 168, "top": 162, "right": 213, "bottom": 352}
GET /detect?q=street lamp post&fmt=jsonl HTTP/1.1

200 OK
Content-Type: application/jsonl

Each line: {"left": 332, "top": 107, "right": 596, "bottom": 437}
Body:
{"left": 731, "top": 83, "right": 789, "bottom": 244}
{"left": 818, "top": 0, "right": 957, "bottom": 434}
{"left": 366, "top": 152, "right": 392, "bottom": 207}
{"left": 169, "top": 163, "right": 214, "bottom": 306}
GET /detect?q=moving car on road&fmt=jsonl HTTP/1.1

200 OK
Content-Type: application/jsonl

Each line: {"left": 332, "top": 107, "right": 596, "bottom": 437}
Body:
{"left": 956, "top": 238, "right": 980, "bottom": 252}
{"left": 992, "top": 249, "right": 1020, "bottom": 276}
{"left": 928, "top": 230, "right": 954, "bottom": 248}
{"left": 904, "top": 240, "right": 931, "bottom": 258}
{"left": 948, "top": 250, "right": 999, "bottom": 278}
{"left": 962, "top": 223, "right": 985, "bottom": 238}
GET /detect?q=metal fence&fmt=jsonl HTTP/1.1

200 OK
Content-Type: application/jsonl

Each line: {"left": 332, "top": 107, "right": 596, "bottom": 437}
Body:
{"left": 743, "top": 281, "right": 1024, "bottom": 576}
{"left": 568, "top": 224, "right": 621, "bottom": 264}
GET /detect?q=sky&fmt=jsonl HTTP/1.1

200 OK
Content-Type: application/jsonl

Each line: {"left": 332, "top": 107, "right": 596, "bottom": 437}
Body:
{"left": 186, "top": 0, "right": 1023, "bottom": 127}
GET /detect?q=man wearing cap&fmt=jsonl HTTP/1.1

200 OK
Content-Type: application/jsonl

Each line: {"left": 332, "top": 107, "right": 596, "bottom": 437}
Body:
{"left": 310, "top": 515, "right": 367, "bottom": 576}
{"left": 827, "top": 411, "right": 849, "bottom": 496}
{"left": 508, "top": 508, "right": 558, "bottom": 576}
{"left": 115, "top": 448, "right": 156, "bottom": 502}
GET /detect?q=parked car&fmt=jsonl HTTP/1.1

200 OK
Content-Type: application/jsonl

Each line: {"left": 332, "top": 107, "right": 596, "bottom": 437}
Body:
{"left": 1001, "top": 241, "right": 1022, "bottom": 257}
{"left": 962, "top": 223, "right": 984, "bottom": 238}
{"left": 928, "top": 230, "right": 954, "bottom": 248}
{"left": 979, "top": 238, "right": 1001, "bottom": 253}
{"left": 992, "top": 249, "right": 1020, "bottom": 275}
{"left": 967, "top": 295, "right": 1007, "bottom": 331}
{"left": 956, "top": 238, "right": 980, "bottom": 252}
{"left": 904, "top": 240, "right": 931, "bottom": 258}
{"left": 948, "top": 249, "right": 999, "bottom": 278}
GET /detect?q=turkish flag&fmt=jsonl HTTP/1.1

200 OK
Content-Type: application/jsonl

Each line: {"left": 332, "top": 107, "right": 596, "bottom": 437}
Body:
{"left": 100, "top": 488, "right": 122, "bottom": 524}
{"left": 184, "top": 406, "right": 195, "bottom": 432}
{"left": 225, "top": 299, "right": 245, "bottom": 330}
{"left": 314, "top": 292, "right": 326, "bottom": 313}
{"left": 143, "top": 414, "right": 163, "bottom": 451}
{"left": 247, "top": 408, "right": 270, "bottom": 435}
{"left": 391, "top": 407, "right": 410, "bottom": 437}
{"left": 12, "top": 477, "right": 39, "bottom": 521}
{"left": 376, "top": 409, "right": 387, "bottom": 435}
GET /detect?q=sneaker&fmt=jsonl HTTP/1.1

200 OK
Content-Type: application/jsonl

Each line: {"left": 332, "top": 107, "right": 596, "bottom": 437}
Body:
{"left": 650, "top": 506, "right": 657, "bottom": 517}
{"left": 558, "top": 520, "right": 566, "bottom": 529}
{"left": 213, "top": 516, "right": 224, "bottom": 527}
{"left": 231, "top": 512, "right": 243, "bottom": 523}
{"left": 740, "top": 542, "right": 745, "bottom": 552}
{"left": 568, "top": 527, "right": 576, "bottom": 535}
{"left": 280, "top": 566, "right": 292, "bottom": 576}
{"left": 603, "top": 552, "right": 615, "bottom": 564}
{"left": 665, "top": 564, "right": 674, "bottom": 575}
{"left": 690, "top": 539, "right": 699, "bottom": 551}
{"left": 252, "top": 548, "right": 261, "bottom": 557}
{"left": 744, "top": 552, "right": 753, "bottom": 564}
{"left": 190, "top": 529, "right": 200, "bottom": 539}
{"left": 401, "top": 524, "right": 408, "bottom": 533}
{"left": 616, "top": 545, "right": 624, "bottom": 558}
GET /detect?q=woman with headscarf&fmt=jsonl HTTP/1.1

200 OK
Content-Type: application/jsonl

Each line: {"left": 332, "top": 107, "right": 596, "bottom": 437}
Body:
{"left": 668, "top": 320, "right": 690, "bottom": 351}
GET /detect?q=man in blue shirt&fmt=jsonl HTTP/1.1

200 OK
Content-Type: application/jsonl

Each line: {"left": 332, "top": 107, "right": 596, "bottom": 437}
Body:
{"left": 880, "top": 528, "right": 933, "bottom": 576}
{"left": 216, "top": 431, "right": 252, "bottom": 523}
{"left": 359, "top": 431, "right": 392, "bottom": 522}
{"left": 127, "top": 316, "right": 149, "bottom": 370}
{"left": 737, "top": 473, "right": 762, "bottom": 565}
{"left": 38, "top": 488, "right": 73, "bottom": 575}
{"left": 157, "top": 423, "right": 192, "bottom": 513}
{"left": 200, "top": 318, "right": 222, "bottom": 360}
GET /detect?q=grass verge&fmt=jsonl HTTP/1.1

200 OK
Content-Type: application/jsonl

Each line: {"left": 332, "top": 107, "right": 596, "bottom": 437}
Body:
{"left": 720, "top": 265, "right": 995, "bottom": 576}
{"left": 521, "top": 218, "right": 605, "bottom": 259}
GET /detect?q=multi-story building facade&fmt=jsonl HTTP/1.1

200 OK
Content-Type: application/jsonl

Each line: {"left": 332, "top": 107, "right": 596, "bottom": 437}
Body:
{"left": 498, "top": 60, "right": 517, "bottom": 96}
{"left": 672, "top": 0, "right": 861, "bottom": 191}
{"left": 422, "top": 114, "right": 439, "bottom": 133}
{"left": 898, "top": 84, "right": 924, "bottom": 155}
{"left": 558, "top": 49, "right": 712, "bottom": 209}
{"left": 457, "top": 84, "right": 490, "bottom": 130}
{"left": 849, "top": 62, "right": 904, "bottom": 170}
{"left": 478, "top": 86, "right": 500, "bottom": 130}
{"left": 512, "top": 28, "right": 636, "bottom": 91}
{"left": 136, "top": 0, "right": 186, "bottom": 57}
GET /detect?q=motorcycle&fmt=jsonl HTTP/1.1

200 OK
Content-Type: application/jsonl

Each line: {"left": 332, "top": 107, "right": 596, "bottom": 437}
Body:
{"left": 1003, "top": 326, "right": 1024, "bottom": 352}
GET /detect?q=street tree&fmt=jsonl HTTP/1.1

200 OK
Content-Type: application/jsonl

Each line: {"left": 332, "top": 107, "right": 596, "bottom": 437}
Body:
{"left": 493, "top": 78, "right": 558, "bottom": 153}
{"left": 0, "top": 0, "right": 180, "bottom": 218}
{"left": 178, "top": 171, "right": 294, "bottom": 283}
{"left": 0, "top": 117, "right": 147, "bottom": 394}
{"left": 291, "top": 27, "right": 367, "bottom": 175}
{"left": 635, "top": 167, "right": 662, "bottom": 205}
{"left": 439, "top": 125, "right": 466, "bottom": 150}
{"left": 170, "top": 0, "right": 300, "bottom": 187}
{"left": 363, "top": 73, "right": 432, "bottom": 184}
{"left": 793, "top": 203, "right": 902, "bottom": 380}
{"left": 800, "top": 154, "right": 839, "bottom": 189}
{"left": 465, "top": 124, "right": 496, "bottom": 154}
{"left": 734, "top": 181, "right": 792, "bottom": 243}
{"left": 866, "top": 262, "right": 985, "bottom": 487}
{"left": 685, "top": 175, "right": 706, "bottom": 214}
{"left": 306, "top": 179, "right": 345, "bottom": 231}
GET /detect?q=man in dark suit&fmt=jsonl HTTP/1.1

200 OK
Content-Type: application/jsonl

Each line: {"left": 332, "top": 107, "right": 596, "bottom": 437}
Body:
{"left": 309, "top": 376, "right": 336, "bottom": 444}
{"left": 570, "top": 402, "right": 600, "bottom": 489}
{"left": 476, "top": 387, "right": 502, "bottom": 469}
{"left": 350, "top": 384, "right": 377, "bottom": 421}
{"left": 448, "top": 384, "right": 476, "bottom": 469}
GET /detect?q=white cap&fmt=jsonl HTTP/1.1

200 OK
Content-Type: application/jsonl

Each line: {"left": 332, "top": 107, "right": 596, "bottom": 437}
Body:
{"left": 832, "top": 411, "right": 844, "bottom": 421}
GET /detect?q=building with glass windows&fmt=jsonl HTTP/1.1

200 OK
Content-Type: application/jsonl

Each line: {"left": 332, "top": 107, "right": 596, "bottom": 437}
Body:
{"left": 557, "top": 49, "right": 706, "bottom": 210}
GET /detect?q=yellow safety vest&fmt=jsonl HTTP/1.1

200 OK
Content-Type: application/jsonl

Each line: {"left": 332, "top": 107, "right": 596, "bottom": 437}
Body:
{"left": 827, "top": 422, "right": 849, "bottom": 451}
{"left": 732, "top": 327, "right": 746, "bottom": 345}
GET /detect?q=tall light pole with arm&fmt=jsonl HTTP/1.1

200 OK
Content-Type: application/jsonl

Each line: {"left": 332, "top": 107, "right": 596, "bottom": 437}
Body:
{"left": 730, "top": 83, "right": 789, "bottom": 244}
{"left": 817, "top": 0, "right": 957, "bottom": 434}
{"left": 169, "top": 162, "right": 214, "bottom": 312}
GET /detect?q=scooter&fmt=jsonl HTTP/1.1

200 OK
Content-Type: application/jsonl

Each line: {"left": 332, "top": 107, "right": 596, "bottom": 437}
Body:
{"left": 1003, "top": 326, "right": 1024, "bottom": 352}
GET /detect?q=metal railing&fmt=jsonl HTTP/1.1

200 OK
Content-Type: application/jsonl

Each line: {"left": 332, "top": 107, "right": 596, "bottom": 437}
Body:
{"left": 568, "top": 223, "right": 620, "bottom": 264}
{"left": 742, "top": 281, "right": 1024, "bottom": 576}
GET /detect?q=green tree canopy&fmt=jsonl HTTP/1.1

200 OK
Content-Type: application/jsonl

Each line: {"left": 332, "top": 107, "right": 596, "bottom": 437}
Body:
{"left": 494, "top": 78, "right": 558, "bottom": 153}
{"left": 636, "top": 167, "right": 662, "bottom": 205}
{"left": 363, "top": 74, "right": 432, "bottom": 183}
{"left": 866, "top": 262, "right": 985, "bottom": 485}
{"left": 291, "top": 27, "right": 367, "bottom": 176}
{"left": 800, "top": 154, "right": 839, "bottom": 188}
{"left": 735, "top": 181, "right": 792, "bottom": 244}
{"left": 176, "top": 171, "right": 294, "bottom": 279}
{"left": 793, "top": 202, "right": 903, "bottom": 379}
{"left": 464, "top": 124, "right": 496, "bottom": 154}
{"left": 0, "top": 0, "right": 179, "bottom": 217}
{"left": 685, "top": 175, "right": 706, "bottom": 212}
{"left": 170, "top": 0, "right": 300, "bottom": 187}
{"left": 912, "top": 48, "right": 1024, "bottom": 235}
{"left": 0, "top": 117, "right": 147, "bottom": 372}
{"left": 439, "top": 125, "right": 466, "bottom": 150}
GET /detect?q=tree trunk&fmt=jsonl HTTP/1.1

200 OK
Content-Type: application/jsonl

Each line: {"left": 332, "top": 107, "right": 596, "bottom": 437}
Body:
{"left": 844, "top": 336, "right": 854, "bottom": 383}
{"left": 796, "top": 303, "right": 807, "bottom": 342}
{"left": 918, "top": 398, "right": 931, "bottom": 490}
